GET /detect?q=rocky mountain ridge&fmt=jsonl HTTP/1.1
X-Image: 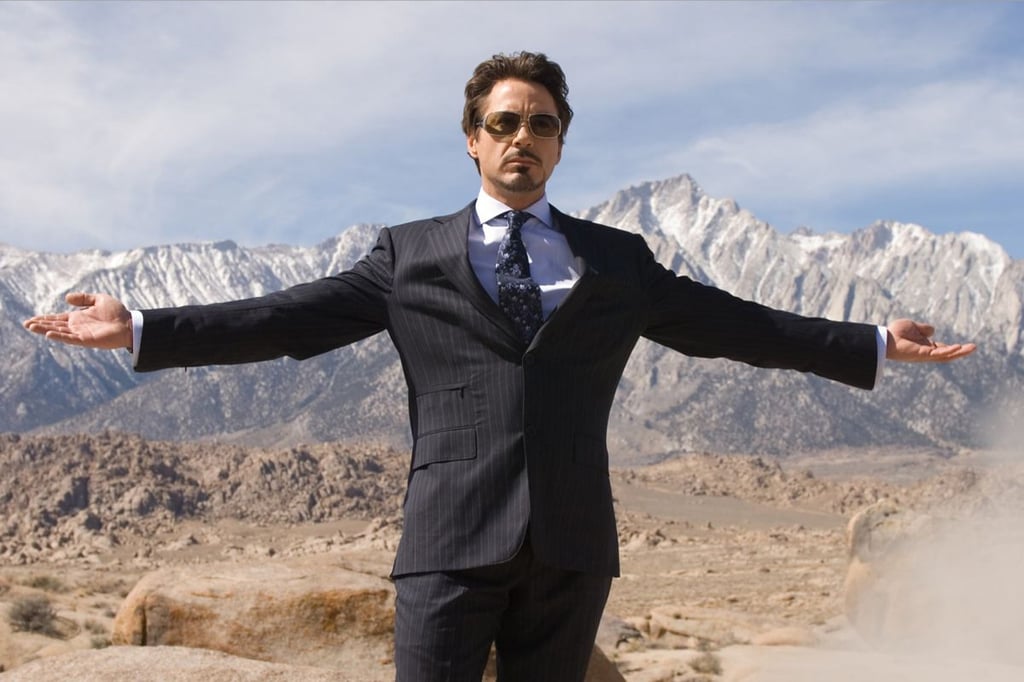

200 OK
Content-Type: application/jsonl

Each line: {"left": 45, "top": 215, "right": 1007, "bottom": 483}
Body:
{"left": 0, "top": 432, "right": 992, "bottom": 568}
{"left": 3, "top": 173, "right": 1021, "bottom": 462}
{"left": 0, "top": 432, "right": 408, "bottom": 566}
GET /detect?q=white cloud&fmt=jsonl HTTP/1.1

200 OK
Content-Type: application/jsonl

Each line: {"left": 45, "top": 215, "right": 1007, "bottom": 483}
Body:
{"left": 675, "top": 76, "right": 1024, "bottom": 204}
{"left": 0, "top": 1, "right": 1021, "bottom": 255}
{"left": 0, "top": 2, "right": 470, "bottom": 249}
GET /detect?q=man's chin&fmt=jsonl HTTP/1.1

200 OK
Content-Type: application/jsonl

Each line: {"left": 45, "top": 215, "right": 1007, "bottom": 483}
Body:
{"left": 494, "top": 171, "right": 542, "bottom": 194}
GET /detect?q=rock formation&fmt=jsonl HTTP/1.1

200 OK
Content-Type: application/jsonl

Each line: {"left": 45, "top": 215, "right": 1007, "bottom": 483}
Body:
{"left": 111, "top": 558, "right": 396, "bottom": 677}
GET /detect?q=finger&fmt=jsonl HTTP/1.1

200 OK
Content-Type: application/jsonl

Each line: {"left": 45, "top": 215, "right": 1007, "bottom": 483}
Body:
{"left": 44, "top": 330, "right": 87, "bottom": 346}
{"left": 936, "top": 343, "right": 976, "bottom": 360}
{"left": 926, "top": 343, "right": 976, "bottom": 361}
{"left": 904, "top": 333, "right": 936, "bottom": 349}
{"left": 24, "top": 321, "right": 70, "bottom": 337}
{"left": 893, "top": 340, "right": 968, "bottom": 362}
{"left": 905, "top": 326, "right": 936, "bottom": 346}
{"left": 914, "top": 322, "right": 936, "bottom": 339}
{"left": 24, "top": 319, "right": 69, "bottom": 334}
{"left": 23, "top": 319, "right": 82, "bottom": 343}
{"left": 24, "top": 313, "right": 71, "bottom": 324}
{"left": 65, "top": 291, "right": 95, "bottom": 307}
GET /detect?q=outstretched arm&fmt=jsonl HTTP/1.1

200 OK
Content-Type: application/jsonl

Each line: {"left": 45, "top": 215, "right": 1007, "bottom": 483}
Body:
{"left": 23, "top": 292, "right": 133, "bottom": 350}
{"left": 886, "top": 318, "right": 975, "bottom": 363}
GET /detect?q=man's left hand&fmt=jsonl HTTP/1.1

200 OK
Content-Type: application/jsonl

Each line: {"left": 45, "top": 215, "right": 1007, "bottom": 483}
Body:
{"left": 886, "top": 319, "right": 976, "bottom": 363}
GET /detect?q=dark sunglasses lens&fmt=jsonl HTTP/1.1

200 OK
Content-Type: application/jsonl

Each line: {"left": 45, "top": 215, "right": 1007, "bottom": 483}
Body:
{"left": 529, "top": 114, "right": 561, "bottom": 138}
{"left": 484, "top": 112, "right": 522, "bottom": 136}
{"left": 481, "top": 112, "right": 561, "bottom": 138}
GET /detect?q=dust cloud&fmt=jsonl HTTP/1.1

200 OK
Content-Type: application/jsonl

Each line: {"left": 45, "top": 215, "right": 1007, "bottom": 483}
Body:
{"left": 731, "top": 411, "right": 1024, "bottom": 681}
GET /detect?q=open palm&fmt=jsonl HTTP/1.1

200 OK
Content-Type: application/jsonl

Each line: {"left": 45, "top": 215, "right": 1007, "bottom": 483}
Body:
{"left": 23, "top": 292, "right": 132, "bottom": 350}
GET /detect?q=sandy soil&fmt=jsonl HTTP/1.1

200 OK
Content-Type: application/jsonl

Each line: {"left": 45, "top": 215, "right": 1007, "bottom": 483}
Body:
{"left": 2, "top": 446, "right": 1022, "bottom": 681}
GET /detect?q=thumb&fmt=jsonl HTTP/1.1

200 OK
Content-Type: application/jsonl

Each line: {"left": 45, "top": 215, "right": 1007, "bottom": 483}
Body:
{"left": 65, "top": 291, "right": 96, "bottom": 307}
{"left": 912, "top": 322, "right": 936, "bottom": 339}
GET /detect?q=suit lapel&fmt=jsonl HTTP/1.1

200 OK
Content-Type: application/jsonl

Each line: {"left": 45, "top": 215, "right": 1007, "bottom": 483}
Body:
{"left": 427, "top": 203, "right": 523, "bottom": 343}
{"left": 553, "top": 207, "right": 602, "bottom": 279}
{"left": 529, "top": 208, "right": 601, "bottom": 348}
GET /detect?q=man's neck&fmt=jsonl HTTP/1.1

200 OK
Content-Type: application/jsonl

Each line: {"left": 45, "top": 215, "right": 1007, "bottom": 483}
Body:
{"left": 476, "top": 189, "right": 553, "bottom": 229}
{"left": 479, "top": 183, "right": 545, "bottom": 210}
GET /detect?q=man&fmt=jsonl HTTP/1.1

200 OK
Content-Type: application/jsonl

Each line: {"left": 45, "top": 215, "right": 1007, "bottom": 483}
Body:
{"left": 24, "top": 52, "right": 974, "bottom": 681}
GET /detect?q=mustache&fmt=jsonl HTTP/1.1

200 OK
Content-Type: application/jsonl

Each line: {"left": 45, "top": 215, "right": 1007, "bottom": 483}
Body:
{"left": 504, "top": 150, "right": 542, "bottom": 164}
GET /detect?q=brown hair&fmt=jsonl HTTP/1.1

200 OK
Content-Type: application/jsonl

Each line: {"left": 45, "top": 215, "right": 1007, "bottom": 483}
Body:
{"left": 462, "top": 51, "right": 573, "bottom": 145}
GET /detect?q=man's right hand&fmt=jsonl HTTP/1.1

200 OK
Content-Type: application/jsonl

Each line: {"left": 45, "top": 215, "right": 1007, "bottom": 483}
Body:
{"left": 23, "top": 292, "right": 133, "bottom": 350}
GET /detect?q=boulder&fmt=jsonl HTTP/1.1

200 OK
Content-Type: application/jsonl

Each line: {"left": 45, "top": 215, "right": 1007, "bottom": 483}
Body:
{"left": 3, "top": 642, "right": 622, "bottom": 682}
{"left": 0, "top": 645, "right": 349, "bottom": 681}
{"left": 640, "top": 605, "right": 777, "bottom": 650}
{"left": 104, "top": 556, "right": 619, "bottom": 681}
{"left": 111, "top": 557, "right": 395, "bottom": 677}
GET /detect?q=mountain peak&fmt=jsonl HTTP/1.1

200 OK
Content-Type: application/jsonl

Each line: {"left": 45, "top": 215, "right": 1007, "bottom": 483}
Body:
{"left": 3, "top": 173, "right": 1020, "bottom": 458}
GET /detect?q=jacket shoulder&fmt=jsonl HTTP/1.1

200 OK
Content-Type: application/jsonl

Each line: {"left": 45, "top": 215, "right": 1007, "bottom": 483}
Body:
{"left": 552, "top": 208, "right": 652, "bottom": 265}
{"left": 553, "top": 207, "right": 646, "bottom": 242}
{"left": 388, "top": 202, "right": 475, "bottom": 234}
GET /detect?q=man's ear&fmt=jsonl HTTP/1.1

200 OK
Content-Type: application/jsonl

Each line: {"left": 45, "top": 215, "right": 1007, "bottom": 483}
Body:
{"left": 466, "top": 134, "right": 478, "bottom": 159}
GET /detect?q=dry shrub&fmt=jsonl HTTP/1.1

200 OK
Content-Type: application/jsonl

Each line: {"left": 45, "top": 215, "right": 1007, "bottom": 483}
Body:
{"left": 8, "top": 595, "right": 59, "bottom": 636}
{"left": 84, "top": 576, "right": 131, "bottom": 597}
{"left": 690, "top": 652, "right": 722, "bottom": 675}
{"left": 84, "top": 618, "right": 107, "bottom": 635}
{"left": 23, "top": 574, "right": 68, "bottom": 593}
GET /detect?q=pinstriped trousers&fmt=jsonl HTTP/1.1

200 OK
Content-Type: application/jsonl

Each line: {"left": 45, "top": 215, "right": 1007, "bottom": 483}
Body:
{"left": 393, "top": 538, "right": 612, "bottom": 682}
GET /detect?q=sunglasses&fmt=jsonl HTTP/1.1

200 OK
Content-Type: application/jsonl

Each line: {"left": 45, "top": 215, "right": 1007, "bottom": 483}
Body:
{"left": 476, "top": 111, "right": 562, "bottom": 139}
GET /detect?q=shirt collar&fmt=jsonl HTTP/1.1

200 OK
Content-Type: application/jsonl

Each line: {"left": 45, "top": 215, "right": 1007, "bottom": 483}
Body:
{"left": 475, "top": 188, "right": 554, "bottom": 230}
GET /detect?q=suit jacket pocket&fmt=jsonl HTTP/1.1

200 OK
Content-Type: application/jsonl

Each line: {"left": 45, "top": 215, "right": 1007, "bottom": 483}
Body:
{"left": 572, "top": 433, "right": 609, "bottom": 473}
{"left": 412, "top": 427, "right": 477, "bottom": 469}
{"left": 415, "top": 383, "right": 473, "bottom": 436}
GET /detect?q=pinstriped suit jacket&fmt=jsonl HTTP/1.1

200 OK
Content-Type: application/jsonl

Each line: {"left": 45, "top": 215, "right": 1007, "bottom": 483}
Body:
{"left": 136, "top": 202, "right": 878, "bottom": 577}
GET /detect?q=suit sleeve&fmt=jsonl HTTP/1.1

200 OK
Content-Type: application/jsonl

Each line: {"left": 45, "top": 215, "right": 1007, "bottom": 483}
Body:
{"left": 135, "top": 228, "right": 396, "bottom": 372}
{"left": 636, "top": 237, "right": 879, "bottom": 390}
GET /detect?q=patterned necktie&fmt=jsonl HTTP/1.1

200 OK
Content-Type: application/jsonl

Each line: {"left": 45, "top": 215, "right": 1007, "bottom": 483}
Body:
{"left": 496, "top": 210, "right": 543, "bottom": 342}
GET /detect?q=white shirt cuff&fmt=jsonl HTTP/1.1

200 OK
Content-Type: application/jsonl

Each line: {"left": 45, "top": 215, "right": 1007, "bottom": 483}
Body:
{"left": 130, "top": 310, "right": 144, "bottom": 368}
{"left": 874, "top": 325, "right": 887, "bottom": 387}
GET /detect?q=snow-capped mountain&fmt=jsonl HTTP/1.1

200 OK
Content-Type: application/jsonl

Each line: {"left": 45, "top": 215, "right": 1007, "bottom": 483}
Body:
{"left": 3, "top": 175, "right": 1020, "bottom": 464}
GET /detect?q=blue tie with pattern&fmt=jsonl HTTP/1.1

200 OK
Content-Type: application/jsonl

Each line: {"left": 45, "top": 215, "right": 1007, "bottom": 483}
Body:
{"left": 496, "top": 210, "right": 543, "bottom": 342}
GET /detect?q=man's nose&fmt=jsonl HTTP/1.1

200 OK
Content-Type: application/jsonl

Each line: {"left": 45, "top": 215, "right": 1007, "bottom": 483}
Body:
{"left": 511, "top": 119, "right": 534, "bottom": 145}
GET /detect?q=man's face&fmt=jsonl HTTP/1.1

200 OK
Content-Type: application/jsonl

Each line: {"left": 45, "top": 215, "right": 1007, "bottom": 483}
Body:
{"left": 467, "top": 78, "right": 563, "bottom": 209}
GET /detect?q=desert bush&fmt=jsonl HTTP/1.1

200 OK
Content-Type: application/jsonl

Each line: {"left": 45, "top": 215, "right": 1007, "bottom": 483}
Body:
{"left": 84, "top": 576, "right": 130, "bottom": 596}
{"left": 89, "top": 597, "right": 120, "bottom": 618}
{"left": 8, "top": 595, "right": 59, "bottom": 636}
{"left": 23, "top": 574, "right": 67, "bottom": 593}
{"left": 84, "top": 618, "right": 107, "bottom": 635}
{"left": 90, "top": 634, "right": 111, "bottom": 649}
{"left": 690, "top": 652, "right": 722, "bottom": 675}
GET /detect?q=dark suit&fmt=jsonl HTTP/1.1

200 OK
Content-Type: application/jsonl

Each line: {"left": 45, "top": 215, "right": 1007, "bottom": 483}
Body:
{"left": 136, "top": 202, "right": 878, "bottom": 679}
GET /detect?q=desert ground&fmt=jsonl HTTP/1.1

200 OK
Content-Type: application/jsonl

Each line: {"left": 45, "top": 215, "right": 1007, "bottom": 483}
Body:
{"left": 1, "top": 433, "right": 1023, "bottom": 680}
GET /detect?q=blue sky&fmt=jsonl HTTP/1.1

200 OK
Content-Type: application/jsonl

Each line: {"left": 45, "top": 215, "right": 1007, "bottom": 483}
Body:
{"left": 2, "top": 1, "right": 1022, "bottom": 258}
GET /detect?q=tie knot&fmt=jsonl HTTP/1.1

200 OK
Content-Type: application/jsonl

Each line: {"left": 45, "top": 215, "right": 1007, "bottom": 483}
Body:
{"left": 505, "top": 210, "right": 529, "bottom": 232}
